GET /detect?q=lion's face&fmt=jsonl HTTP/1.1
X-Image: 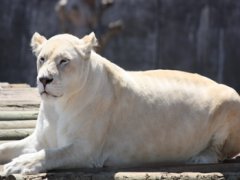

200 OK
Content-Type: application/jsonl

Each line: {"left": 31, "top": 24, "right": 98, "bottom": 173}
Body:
{"left": 31, "top": 32, "right": 97, "bottom": 101}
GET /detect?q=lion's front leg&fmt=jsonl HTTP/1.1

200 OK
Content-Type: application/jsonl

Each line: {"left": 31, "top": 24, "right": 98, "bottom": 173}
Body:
{"left": 3, "top": 143, "right": 96, "bottom": 175}
{"left": 0, "top": 134, "right": 38, "bottom": 164}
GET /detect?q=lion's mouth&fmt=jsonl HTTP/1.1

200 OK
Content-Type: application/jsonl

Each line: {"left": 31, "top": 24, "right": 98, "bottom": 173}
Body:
{"left": 40, "top": 91, "right": 60, "bottom": 98}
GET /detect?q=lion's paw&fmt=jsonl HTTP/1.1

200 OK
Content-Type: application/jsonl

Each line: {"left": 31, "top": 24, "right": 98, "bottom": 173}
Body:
{"left": 3, "top": 152, "right": 45, "bottom": 175}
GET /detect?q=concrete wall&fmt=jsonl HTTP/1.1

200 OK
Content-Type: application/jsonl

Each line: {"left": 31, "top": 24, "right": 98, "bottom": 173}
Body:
{"left": 0, "top": 0, "right": 240, "bottom": 91}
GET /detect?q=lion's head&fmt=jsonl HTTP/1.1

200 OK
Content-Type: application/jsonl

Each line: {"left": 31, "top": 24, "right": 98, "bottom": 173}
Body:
{"left": 31, "top": 32, "right": 98, "bottom": 101}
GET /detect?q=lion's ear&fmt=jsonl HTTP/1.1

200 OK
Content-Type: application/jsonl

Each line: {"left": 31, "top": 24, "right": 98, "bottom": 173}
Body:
{"left": 31, "top": 32, "right": 47, "bottom": 57}
{"left": 80, "top": 32, "right": 98, "bottom": 59}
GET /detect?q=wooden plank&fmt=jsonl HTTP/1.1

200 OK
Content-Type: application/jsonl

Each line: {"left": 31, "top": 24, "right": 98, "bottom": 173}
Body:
{"left": 0, "top": 111, "right": 38, "bottom": 120}
{"left": 0, "top": 89, "right": 40, "bottom": 101}
{"left": 0, "top": 83, "right": 9, "bottom": 88}
{"left": 0, "top": 88, "right": 40, "bottom": 101}
{"left": 114, "top": 172, "right": 226, "bottom": 180}
{"left": 0, "top": 83, "right": 30, "bottom": 89}
{"left": 0, "top": 106, "right": 39, "bottom": 111}
{"left": 0, "top": 101, "right": 40, "bottom": 106}
{"left": 8, "top": 84, "right": 31, "bottom": 88}
{"left": 0, "top": 129, "right": 34, "bottom": 140}
{"left": 0, "top": 83, "right": 40, "bottom": 111}
{"left": 0, "top": 104, "right": 40, "bottom": 111}
{"left": 0, "top": 120, "right": 36, "bottom": 129}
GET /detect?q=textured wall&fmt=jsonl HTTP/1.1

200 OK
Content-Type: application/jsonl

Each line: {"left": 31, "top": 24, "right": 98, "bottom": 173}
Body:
{"left": 0, "top": 0, "right": 240, "bottom": 91}
{"left": 0, "top": 0, "right": 60, "bottom": 85}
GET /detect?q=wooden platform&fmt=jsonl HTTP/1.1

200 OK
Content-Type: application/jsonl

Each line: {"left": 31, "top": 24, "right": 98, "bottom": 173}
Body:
{"left": 0, "top": 83, "right": 240, "bottom": 180}
{"left": 0, "top": 83, "right": 39, "bottom": 143}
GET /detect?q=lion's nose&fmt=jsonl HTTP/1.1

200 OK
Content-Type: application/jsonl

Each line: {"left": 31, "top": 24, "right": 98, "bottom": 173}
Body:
{"left": 39, "top": 77, "right": 53, "bottom": 87}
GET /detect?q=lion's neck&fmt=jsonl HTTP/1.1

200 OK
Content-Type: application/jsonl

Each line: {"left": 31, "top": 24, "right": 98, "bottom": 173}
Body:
{"left": 90, "top": 51, "right": 135, "bottom": 91}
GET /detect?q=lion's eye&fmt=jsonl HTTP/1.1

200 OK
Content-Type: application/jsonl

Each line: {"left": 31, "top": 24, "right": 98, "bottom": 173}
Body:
{"left": 39, "top": 57, "right": 45, "bottom": 64}
{"left": 59, "top": 59, "right": 69, "bottom": 66}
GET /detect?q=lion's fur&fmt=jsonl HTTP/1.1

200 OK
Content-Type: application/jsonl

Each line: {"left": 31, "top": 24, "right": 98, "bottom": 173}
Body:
{"left": 1, "top": 32, "right": 240, "bottom": 174}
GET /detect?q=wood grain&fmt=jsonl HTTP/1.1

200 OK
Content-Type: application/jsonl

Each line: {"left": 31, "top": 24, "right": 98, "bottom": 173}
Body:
{"left": 0, "top": 111, "right": 38, "bottom": 120}
{"left": 0, "top": 120, "right": 36, "bottom": 129}
{"left": 0, "top": 129, "right": 34, "bottom": 140}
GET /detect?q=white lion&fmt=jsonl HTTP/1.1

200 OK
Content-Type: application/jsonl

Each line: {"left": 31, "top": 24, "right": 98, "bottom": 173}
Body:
{"left": 1, "top": 32, "right": 240, "bottom": 175}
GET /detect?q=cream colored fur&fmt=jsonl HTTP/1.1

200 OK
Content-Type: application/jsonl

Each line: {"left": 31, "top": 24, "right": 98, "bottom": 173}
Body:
{"left": 1, "top": 32, "right": 240, "bottom": 175}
